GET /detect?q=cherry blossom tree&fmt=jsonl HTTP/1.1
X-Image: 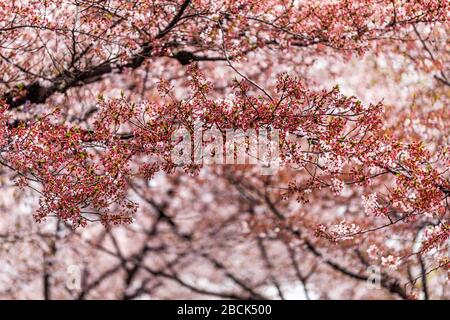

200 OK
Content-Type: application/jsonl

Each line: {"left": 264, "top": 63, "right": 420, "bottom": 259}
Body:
{"left": 0, "top": 0, "right": 449, "bottom": 299}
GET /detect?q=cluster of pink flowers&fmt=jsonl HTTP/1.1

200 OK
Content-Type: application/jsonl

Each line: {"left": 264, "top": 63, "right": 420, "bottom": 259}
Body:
{"left": 421, "top": 225, "right": 450, "bottom": 253}
{"left": 1, "top": 63, "right": 448, "bottom": 236}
